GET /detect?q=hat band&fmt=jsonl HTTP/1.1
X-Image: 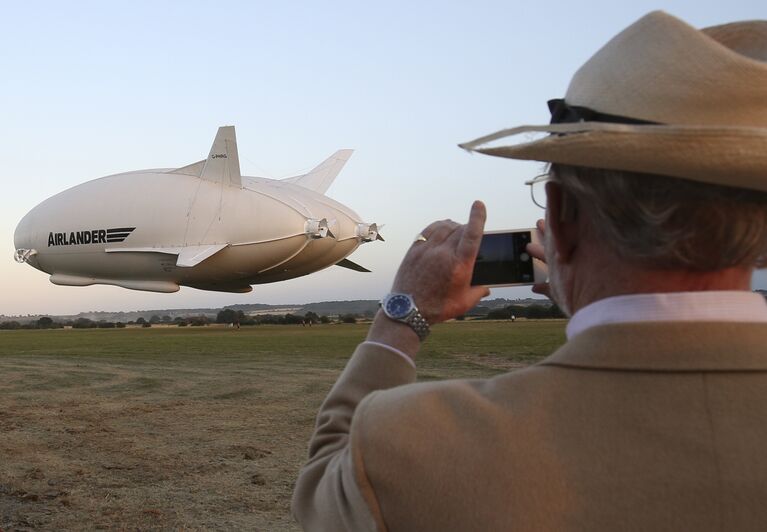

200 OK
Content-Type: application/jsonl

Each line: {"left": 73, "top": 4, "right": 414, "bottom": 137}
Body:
{"left": 548, "top": 98, "right": 659, "bottom": 125}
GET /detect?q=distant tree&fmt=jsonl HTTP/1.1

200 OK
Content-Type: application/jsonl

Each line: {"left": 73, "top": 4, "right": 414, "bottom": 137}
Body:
{"left": 142, "top": 322, "right": 152, "bottom": 328}
{"left": 177, "top": 320, "right": 188, "bottom": 327}
{"left": 97, "top": 321, "right": 116, "bottom": 329}
{"left": 319, "top": 315, "right": 331, "bottom": 324}
{"left": 340, "top": 314, "right": 357, "bottom": 324}
{"left": 73, "top": 318, "right": 95, "bottom": 329}
{"left": 548, "top": 304, "right": 566, "bottom": 319}
{"left": 283, "top": 313, "right": 303, "bottom": 325}
{"left": 304, "top": 311, "right": 320, "bottom": 324}
{"left": 37, "top": 316, "right": 54, "bottom": 329}
{"left": 254, "top": 314, "right": 277, "bottom": 325}
{"left": 526, "top": 305, "right": 548, "bottom": 319}
{"left": 149, "top": 315, "right": 161, "bottom": 324}
{"left": 136, "top": 317, "right": 146, "bottom": 325}
{"left": 486, "top": 308, "right": 512, "bottom": 320}
{"left": 217, "top": 308, "right": 239, "bottom": 324}
{"left": 0, "top": 321, "right": 21, "bottom": 330}
{"left": 507, "top": 305, "right": 528, "bottom": 318}
{"left": 116, "top": 322, "right": 126, "bottom": 328}
{"left": 162, "top": 315, "right": 172, "bottom": 323}
{"left": 190, "top": 316, "right": 210, "bottom": 326}
{"left": 517, "top": 304, "right": 565, "bottom": 319}
{"left": 264, "top": 314, "right": 281, "bottom": 325}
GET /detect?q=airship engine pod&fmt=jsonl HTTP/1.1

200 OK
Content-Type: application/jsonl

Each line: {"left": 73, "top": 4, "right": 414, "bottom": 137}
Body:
{"left": 14, "top": 126, "right": 383, "bottom": 293}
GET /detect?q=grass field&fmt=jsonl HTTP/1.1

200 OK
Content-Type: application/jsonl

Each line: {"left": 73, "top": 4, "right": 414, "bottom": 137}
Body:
{"left": 0, "top": 320, "right": 566, "bottom": 531}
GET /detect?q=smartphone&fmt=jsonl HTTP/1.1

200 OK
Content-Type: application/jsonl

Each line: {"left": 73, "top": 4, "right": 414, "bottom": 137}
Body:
{"left": 471, "top": 229, "right": 547, "bottom": 287}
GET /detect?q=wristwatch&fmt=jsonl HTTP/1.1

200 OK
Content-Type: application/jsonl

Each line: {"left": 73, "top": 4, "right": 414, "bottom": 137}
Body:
{"left": 379, "top": 293, "right": 431, "bottom": 341}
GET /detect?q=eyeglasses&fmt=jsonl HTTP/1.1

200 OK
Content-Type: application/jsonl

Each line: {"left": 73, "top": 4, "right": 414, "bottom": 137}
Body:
{"left": 524, "top": 173, "right": 549, "bottom": 209}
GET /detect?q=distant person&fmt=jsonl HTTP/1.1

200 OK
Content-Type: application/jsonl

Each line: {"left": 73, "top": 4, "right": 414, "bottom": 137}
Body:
{"left": 293, "top": 12, "right": 767, "bottom": 531}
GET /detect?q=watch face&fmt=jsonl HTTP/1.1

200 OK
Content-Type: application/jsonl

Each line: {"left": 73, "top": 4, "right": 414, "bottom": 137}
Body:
{"left": 385, "top": 294, "right": 413, "bottom": 319}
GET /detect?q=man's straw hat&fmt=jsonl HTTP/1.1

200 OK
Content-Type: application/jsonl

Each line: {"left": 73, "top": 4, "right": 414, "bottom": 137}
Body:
{"left": 460, "top": 11, "right": 767, "bottom": 191}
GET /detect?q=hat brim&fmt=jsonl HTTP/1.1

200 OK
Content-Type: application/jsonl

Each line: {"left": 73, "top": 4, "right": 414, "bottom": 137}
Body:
{"left": 461, "top": 122, "right": 767, "bottom": 192}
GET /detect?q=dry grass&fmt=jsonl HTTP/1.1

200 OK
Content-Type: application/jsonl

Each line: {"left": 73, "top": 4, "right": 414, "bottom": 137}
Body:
{"left": 0, "top": 321, "right": 565, "bottom": 530}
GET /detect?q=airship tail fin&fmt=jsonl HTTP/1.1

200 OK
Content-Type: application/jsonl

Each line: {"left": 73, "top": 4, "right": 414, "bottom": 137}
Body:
{"left": 335, "top": 258, "right": 371, "bottom": 273}
{"left": 169, "top": 159, "right": 205, "bottom": 177}
{"left": 281, "top": 149, "right": 353, "bottom": 194}
{"left": 200, "top": 126, "right": 242, "bottom": 187}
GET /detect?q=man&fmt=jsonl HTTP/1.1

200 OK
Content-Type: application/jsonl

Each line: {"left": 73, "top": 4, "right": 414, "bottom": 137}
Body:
{"left": 293, "top": 11, "right": 767, "bottom": 531}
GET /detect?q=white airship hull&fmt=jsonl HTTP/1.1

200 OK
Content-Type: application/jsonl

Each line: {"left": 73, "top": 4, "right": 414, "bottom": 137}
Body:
{"left": 14, "top": 127, "right": 381, "bottom": 293}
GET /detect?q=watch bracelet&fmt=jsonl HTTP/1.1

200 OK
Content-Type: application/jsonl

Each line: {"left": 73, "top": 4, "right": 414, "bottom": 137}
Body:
{"left": 405, "top": 311, "right": 430, "bottom": 341}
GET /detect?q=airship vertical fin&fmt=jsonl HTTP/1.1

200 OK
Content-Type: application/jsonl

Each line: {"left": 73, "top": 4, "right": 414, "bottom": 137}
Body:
{"left": 168, "top": 159, "right": 205, "bottom": 177}
{"left": 281, "top": 149, "right": 353, "bottom": 194}
{"left": 201, "top": 126, "right": 242, "bottom": 188}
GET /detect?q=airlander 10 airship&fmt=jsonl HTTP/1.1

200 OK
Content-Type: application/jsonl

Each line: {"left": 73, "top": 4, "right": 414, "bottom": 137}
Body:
{"left": 13, "top": 126, "right": 383, "bottom": 293}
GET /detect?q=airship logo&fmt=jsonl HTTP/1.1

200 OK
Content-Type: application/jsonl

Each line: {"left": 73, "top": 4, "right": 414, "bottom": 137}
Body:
{"left": 47, "top": 227, "right": 136, "bottom": 247}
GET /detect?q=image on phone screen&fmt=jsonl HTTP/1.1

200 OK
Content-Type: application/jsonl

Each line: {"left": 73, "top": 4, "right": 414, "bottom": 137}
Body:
{"left": 471, "top": 231, "right": 534, "bottom": 286}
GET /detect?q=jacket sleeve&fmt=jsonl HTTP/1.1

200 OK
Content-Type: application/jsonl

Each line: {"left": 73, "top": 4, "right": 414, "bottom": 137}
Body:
{"left": 292, "top": 342, "right": 417, "bottom": 531}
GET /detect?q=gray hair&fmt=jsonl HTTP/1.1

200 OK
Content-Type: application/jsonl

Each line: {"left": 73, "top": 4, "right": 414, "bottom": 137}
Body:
{"left": 549, "top": 164, "right": 767, "bottom": 270}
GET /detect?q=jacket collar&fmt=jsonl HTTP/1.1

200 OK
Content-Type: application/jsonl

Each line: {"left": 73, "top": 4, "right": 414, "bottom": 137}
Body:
{"left": 566, "top": 291, "right": 767, "bottom": 340}
{"left": 541, "top": 321, "right": 767, "bottom": 372}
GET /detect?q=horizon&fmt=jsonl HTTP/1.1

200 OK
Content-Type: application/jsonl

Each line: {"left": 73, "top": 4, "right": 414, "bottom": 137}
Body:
{"left": 0, "top": 294, "right": 554, "bottom": 320}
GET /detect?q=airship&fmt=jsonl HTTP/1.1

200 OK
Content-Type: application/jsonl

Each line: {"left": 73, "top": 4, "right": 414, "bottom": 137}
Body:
{"left": 13, "top": 126, "right": 383, "bottom": 293}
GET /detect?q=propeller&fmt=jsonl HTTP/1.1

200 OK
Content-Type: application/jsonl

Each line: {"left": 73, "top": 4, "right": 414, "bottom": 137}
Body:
{"left": 305, "top": 218, "right": 335, "bottom": 239}
{"left": 356, "top": 222, "right": 385, "bottom": 243}
{"left": 14, "top": 248, "right": 37, "bottom": 264}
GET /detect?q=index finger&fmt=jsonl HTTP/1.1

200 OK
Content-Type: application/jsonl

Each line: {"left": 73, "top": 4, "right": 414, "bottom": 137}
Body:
{"left": 526, "top": 218, "right": 546, "bottom": 261}
{"left": 456, "top": 200, "right": 486, "bottom": 262}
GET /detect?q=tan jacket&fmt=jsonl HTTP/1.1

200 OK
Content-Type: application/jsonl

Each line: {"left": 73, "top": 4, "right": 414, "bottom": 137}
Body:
{"left": 292, "top": 322, "right": 767, "bottom": 531}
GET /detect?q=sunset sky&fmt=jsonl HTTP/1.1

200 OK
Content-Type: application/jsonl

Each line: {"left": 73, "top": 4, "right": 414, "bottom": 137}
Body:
{"left": 2, "top": 0, "right": 764, "bottom": 316}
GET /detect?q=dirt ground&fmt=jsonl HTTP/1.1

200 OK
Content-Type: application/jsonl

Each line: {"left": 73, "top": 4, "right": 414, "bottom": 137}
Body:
{"left": 0, "top": 323, "right": 563, "bottom": 530}
{"left": 0, "top": 350, "right": 336, "bottom": 530}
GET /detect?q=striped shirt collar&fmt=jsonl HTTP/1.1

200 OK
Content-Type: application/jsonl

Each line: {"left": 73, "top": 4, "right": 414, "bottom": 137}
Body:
{"left": 566, "top": 291, "right": 767, "bottom": 340}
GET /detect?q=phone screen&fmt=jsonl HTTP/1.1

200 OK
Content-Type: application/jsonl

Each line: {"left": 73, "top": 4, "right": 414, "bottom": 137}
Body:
{"left": 471, "top": 231, "right": 534, "bottom": 286}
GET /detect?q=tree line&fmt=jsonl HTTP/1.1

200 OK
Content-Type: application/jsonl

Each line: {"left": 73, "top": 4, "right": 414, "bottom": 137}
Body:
{"left": 480, "top": 304, "right": 565, "bottom": 320}
{"left": 214, "top": 309, "right": 357, "bottom": 326}
{"left": 0, "top": 310, "right": 358, "bottom": 330}
{"left": 0, "top": 303, "right": 564, "bottom": 330}
{"left": 0, "top": 315, "right": 211, "bottom": 330}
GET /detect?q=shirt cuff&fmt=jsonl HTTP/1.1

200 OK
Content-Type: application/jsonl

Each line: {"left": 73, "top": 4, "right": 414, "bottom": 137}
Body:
{"left": 360, "top": 341, "right": 416, "bottom": 369}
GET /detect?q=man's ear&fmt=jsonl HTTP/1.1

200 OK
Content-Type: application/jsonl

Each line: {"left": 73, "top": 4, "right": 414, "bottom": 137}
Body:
{"left": 545, "top": 182, "right": 579, "bottom": 264}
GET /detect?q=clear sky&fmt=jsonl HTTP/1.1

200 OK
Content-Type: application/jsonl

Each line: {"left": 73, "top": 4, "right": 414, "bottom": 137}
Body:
{"left": 2, "top": 0, "right": 765, "bottom": 316}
